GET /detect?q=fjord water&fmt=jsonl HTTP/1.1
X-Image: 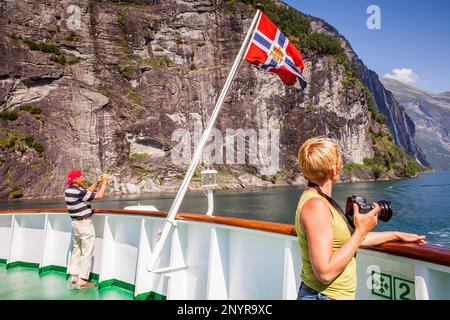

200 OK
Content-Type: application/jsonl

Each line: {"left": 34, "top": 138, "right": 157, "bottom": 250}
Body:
{"left": 2, "top": 171, "right": 449, "bottom": 247}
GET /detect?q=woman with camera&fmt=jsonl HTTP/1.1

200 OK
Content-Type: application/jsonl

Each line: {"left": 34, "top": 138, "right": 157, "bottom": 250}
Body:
{"left": 296, "top": 137, "right": 426, "bottom": 300}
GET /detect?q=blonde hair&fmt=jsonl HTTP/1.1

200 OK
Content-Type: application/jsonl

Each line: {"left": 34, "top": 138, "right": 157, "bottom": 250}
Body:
{"left": 298, "top": 137, "right": 343, "bottom": 183}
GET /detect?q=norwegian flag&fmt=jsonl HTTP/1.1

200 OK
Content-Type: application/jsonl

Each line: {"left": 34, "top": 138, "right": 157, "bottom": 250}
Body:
{"left": 245, "top": 12, "right": 307, "bottom": 90}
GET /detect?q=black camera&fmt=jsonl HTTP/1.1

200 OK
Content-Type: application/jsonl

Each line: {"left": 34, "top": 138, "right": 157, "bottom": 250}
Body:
{"left": 344, "top": 195, "right": 393, "bottom": 228}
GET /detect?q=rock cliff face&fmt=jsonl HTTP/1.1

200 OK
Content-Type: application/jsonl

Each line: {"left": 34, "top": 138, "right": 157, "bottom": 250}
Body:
{"left": 381, "top": 78, "right": 450, "bottom": 170}
{"left": 0, "top": 0, "right": 425, "bottom": 199}
{"left": 358, "top": 67, "right": 428, "bottom": 166}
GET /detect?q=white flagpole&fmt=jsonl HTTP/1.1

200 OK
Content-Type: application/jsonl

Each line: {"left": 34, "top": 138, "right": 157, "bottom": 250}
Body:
{"left": 147, "top": 8, "right": 263, "bottom": 272}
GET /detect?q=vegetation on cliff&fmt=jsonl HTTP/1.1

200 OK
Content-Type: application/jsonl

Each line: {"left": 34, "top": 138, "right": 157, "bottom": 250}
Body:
{"left": 0, "top": 130, "right": 45, "bottom": 156}
{"left": 8, "top": 34, "right": 81, "bottom": 65}
{"left": 0, "top": 111, "right": 18, "bottom": 121}
{"left": 9, "top": 186, "right": 23, "bottom": 199}
{"left": 344, "top": 122, "right": 424, "bottom": 181}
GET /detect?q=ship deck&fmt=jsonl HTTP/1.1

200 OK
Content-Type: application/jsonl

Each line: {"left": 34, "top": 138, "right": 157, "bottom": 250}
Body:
{"left": 0, "top": 262, "right": 133, "bottom": 300}
{"left": 0, "top": 208, "right": 449, "bottom": 300}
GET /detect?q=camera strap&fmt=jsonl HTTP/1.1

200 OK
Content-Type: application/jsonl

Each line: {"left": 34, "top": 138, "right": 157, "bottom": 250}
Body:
{"left": 306, "top": 182, "right": 357, "bottom": 258}
{"left": 306, "top": 181, "right": 347, "bottom": 220}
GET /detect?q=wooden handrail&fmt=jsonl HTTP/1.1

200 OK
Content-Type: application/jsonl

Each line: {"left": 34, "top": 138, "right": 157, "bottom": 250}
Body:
{"left": 368, "top": 242, "right": 450, "bottom": 267}
{"left": 1, "top": 208, "right": 449, "bottom": 266}
{"left": 0, "top": 208, "right": 297, "bottom": 235}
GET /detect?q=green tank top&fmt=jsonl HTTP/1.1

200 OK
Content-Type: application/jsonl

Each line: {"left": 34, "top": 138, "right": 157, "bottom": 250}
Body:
{"left": 295, "top": 189, "right": 357, "bottom": 300}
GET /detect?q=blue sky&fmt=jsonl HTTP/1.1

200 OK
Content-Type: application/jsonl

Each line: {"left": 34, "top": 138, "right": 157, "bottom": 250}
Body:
{"left": 284, "top": 0, "right": 450, "bottom": 93}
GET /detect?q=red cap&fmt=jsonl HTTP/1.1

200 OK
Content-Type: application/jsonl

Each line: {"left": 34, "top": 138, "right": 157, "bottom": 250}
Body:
{"left": 66, "top": 169, "right": 82, "bottom": 186}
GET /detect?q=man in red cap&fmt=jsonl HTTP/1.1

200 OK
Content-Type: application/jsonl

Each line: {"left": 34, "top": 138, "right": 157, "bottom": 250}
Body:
{"left": 64, "top": 169, "right": 108, "bottom": 289}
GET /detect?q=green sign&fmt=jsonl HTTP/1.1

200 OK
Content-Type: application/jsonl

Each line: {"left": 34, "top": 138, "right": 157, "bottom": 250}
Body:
{"left": 371, "top": 272, "right": 415, "bottom": 300}
{"left": 372, "top": 271, "right": 393, "bottom": 299}
{"left": 393, "top": 277, "right": 415, "bottom": 300}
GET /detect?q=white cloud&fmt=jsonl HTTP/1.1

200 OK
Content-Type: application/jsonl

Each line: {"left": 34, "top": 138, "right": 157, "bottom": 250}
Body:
{"left": 383, "top": 68, "right": 419, "bottom": 85}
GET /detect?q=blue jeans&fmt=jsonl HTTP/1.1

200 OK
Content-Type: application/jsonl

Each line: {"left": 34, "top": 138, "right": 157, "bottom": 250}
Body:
{"left": 297, "top": 282, "right": 334, "bottom": 300}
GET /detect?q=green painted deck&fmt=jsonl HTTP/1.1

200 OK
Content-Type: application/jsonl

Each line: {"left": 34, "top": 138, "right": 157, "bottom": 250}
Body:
{"left": 0, "top": 263, "right": 133, "bottom": 300}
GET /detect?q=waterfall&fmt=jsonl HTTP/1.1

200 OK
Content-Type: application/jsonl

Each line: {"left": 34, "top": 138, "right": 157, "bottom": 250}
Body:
{"left": 382, "top": 89, "right": 401, "bottom": 145}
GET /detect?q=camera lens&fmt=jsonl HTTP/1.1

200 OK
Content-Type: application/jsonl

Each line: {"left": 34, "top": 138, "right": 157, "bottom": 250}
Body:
{"left": 377, "top": 200, "right": 393, "bottom": 222}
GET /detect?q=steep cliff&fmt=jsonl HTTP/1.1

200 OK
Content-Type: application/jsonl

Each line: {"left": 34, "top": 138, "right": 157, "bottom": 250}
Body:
{"left": 358, "top": 67, "right": 428, "bottom": 166}
{"left": 0, "top": 0, "right": 425, "bottom": 199}
{"left": 381, "top": 78, "right": 450, "bottom": 170}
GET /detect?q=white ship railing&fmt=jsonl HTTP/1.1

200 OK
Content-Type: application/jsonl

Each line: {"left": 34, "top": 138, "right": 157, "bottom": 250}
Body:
{"left": 0, "top": 208, "right": 448, "bottom": 300}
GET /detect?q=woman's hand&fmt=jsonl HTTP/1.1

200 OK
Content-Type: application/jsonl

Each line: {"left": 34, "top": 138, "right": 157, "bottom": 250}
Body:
{"left": 395, "top": 232, "right": 427, "bottom": 244}
{"left": 353, "top": 203, "right": 379, "bottom": 236}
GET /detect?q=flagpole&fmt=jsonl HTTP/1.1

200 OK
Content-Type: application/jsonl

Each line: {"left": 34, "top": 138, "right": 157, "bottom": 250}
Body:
{"left": 147, "top": 7, "right": 263, "bottom": 272}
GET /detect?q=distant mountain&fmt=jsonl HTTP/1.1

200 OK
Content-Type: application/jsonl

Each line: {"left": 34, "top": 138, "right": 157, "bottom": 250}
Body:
{"left": 381, "top": 78, "right": 450, "bottom": 170}
{"left": 437, "top": 92, "right": 450, "bottom": 104}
